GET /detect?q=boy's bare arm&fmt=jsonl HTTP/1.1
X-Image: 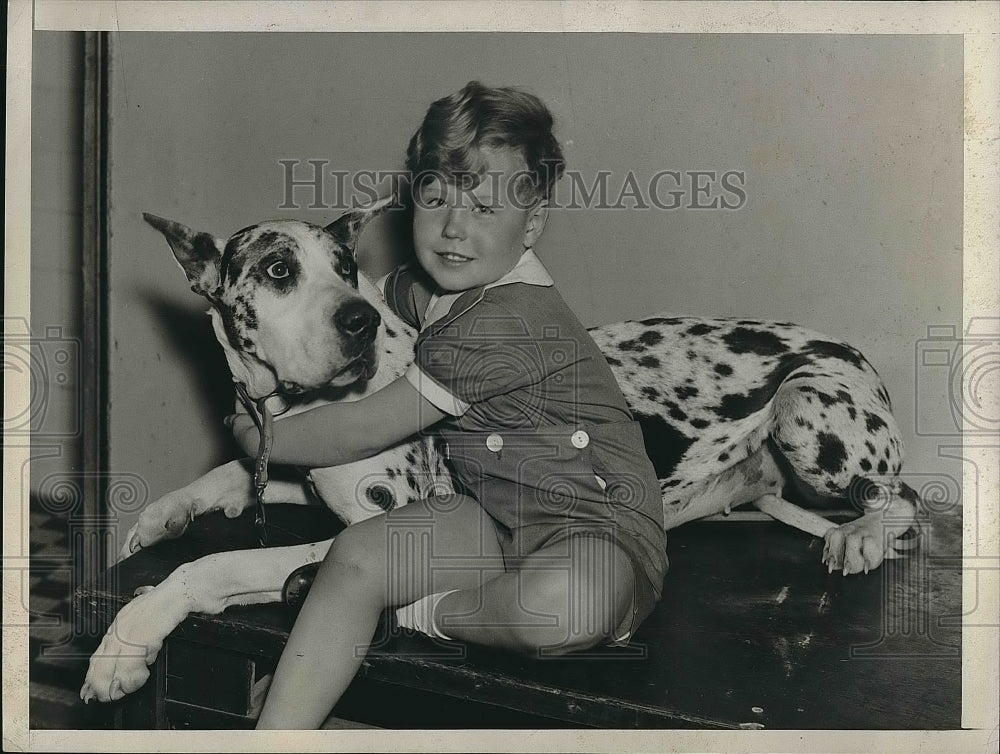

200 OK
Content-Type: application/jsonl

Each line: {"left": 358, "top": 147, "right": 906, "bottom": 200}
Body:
{"left": 228, "top": 377, "right": 447, "bottom": 467}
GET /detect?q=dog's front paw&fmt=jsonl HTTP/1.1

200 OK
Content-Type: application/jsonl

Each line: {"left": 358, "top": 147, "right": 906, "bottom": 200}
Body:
{"left": 118, "top": 490, "right": 199, "bottom": 561}
{"left": 80, "top": 586, "right": 183, "bottom": 703}
{"left": 822, "top": 510, "right": 920, "bottom": 575}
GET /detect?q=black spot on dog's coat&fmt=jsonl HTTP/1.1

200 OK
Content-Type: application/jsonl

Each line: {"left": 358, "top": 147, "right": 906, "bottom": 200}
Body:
{"left": 639, "top": 316, "right": 683, "bottom": 326}
{"left": 635, "top": 413, "right": 695, "bottom": 479}
{"left": 641, "top": 386, "right": 660, "bottom": 400}
{"left": 804, "top": 340, "right": 866, "bottom": 371}
{"left": 713, "top": 351, "right": 817, "bottom": 420}
{"left": 864, "top": 411, "right": 888, "bottom": 434}
{"left": 674, "top": 385, "right": 699, "bottom": 400}
{"left": 637, "top": 355, "right": 661, "bottom": 368}
{"left": 877, "top": 384, "right": 892, "bottom": 408}
{"left": 604, "top": 355, "right": 623, "bottom": 367}
{"left": 877, "top": 459, "right": 888, "bottom": 474}
{"left": 714, "top": 363, "right": 733, "bottom": 377}
{"left": 836, "top": 389, "right": 854, "bottom": 405}
{"left": 859, "top": 458, "right": 872, "bottom": 472}
{"left": 690, "top": 418, "right": 710, "bottom": 429}
{"left": 233, "top": 293, "right": 259, "bottom": 330}
{"left": 618, "top": 338, "right": 645, "bottom": 352}
{"left": 816, "top": 432, "right": 848, "bottom": 475}
{"left": 898, "top": 482, "right": 921, "bottom": 506}
{"left": 639, "top": 330, "right": 663, "bottom": 347}
{"left": 686, "top": 323, "right": 717, "bottom": 336}
{"left": 815, "top": 391, "right": 841, "bottom": 408}
{"left": 722, "top": 327, "right": 788, "bottom": 356}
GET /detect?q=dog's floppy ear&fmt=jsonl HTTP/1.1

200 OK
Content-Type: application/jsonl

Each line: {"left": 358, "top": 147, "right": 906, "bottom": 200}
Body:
{"left": 144, "top": 213, "right": 224, "bottom": 299}
{"left": 324, "top": 194, "right": 395, "bottom": 252}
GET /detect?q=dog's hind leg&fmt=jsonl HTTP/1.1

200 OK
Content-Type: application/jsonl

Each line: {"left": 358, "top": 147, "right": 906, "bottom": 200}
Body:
{"left": 768, "top": 372, "right": 921, "bottom": 574}
{"left": 119, "top": 459, "right": 314, "bottom": 560}
{"left": 663, "top": 442, "right": 789, "bottom": 530}
{"left": 82, "top": 539, "right": 333, "bottom": 704}
{"left": 664, "top": 441, "right": 850, "bottom": 544}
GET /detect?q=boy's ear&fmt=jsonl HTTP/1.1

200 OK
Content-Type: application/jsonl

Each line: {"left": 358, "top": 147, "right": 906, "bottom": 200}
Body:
{"left": 324, "top": 194, "right": 396, "bottom": 252}
{"left": 143, "top": 213, "right": 224, "bottom": 299}
{"left": 523, "top": 203, "right": 549, "bottom": 249}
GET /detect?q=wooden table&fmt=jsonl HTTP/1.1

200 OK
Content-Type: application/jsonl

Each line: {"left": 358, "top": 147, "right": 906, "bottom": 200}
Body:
{"left": 75, "top": 504, "right": 961, "bottom": 729}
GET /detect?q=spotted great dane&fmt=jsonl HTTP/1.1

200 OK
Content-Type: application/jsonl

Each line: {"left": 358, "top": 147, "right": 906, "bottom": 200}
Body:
{"left": 80, "top": 199, "right": 922, "bottom": 704}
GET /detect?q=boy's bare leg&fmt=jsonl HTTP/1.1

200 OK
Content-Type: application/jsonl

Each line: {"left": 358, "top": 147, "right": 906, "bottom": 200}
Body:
{"left": 436, "top": 533, "right": 636, "bottom": 655}
{"left": 255, "top": 493, "right": 503, "bottom": 729}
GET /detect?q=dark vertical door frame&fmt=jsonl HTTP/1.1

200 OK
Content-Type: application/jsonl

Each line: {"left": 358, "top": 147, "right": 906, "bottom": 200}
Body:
{"left": 81, "top": 31, "right": 111, "bottom": 576}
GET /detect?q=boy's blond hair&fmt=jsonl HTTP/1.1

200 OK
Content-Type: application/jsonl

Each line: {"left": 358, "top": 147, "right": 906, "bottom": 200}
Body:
{"left": 406, "top": 81, "right": 565, "bottom": 204}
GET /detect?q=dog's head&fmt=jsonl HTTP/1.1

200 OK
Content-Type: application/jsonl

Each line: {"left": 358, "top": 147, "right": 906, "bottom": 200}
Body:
{"left": 146, "top": 197, "right": 394, "bottom": 399}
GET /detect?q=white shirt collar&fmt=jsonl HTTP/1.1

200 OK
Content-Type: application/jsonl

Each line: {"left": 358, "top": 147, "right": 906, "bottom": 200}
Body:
{"left": 486, "top": 248, "right": 554, "bottom": 290}
{"left": 423, "top": 249, "right": 553, "bottom": 328}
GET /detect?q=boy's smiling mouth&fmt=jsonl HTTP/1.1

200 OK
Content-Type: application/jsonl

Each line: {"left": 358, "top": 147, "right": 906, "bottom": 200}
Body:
{"left": 436, "top": 250, "right": 474, "bottom": 264}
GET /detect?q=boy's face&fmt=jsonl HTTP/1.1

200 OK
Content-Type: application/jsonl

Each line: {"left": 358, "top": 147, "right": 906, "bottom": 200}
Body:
{"left": 412, "top": 146, "right": 547, "bottom": 293}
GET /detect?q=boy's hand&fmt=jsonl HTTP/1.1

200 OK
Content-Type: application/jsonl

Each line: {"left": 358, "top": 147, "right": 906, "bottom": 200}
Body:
{"left": 225, "top": 413, "right": 260, "bottom": 457}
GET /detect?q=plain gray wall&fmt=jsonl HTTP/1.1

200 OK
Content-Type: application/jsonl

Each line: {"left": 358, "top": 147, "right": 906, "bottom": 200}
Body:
{"left": 90, "top": 32, "right": 963, "bottom": 551}
{"left": 29, "top": 33, "right": 84, "bottom": 503}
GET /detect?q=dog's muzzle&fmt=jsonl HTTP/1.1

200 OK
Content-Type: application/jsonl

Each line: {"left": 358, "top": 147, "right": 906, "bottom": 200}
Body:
{"left": 335, "top": 300, "right": 381, "bottom": 343}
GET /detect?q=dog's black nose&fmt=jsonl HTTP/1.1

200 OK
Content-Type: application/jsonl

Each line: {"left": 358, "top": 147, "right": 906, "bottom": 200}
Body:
{"left": 335, "top": 301, "right": 381, "bottom": 338}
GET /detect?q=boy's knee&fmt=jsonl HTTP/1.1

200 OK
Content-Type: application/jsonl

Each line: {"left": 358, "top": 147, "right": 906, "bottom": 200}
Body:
{"left": 324, "top": 525, "right": 384, "bottom": 581}
{"left": 510, "top": 546, "right": 634, "bottom": 655}
{"left": 503, "top": 599, "right": 610, "bottom": 656}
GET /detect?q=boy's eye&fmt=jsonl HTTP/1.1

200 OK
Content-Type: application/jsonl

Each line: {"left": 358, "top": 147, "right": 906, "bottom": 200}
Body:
{"left": 472, "top": 203, "right": 494, "bottom": 216}
{"left": 266, "top": 261, "right": 290, "bottom": 279}
{"left": 425, "top": 196, "right": 446, "bottom": 208}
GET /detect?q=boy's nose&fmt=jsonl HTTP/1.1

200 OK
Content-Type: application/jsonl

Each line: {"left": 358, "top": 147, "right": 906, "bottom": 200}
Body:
{"left": 442, "top": 208, "right": 467, "bottom": 239}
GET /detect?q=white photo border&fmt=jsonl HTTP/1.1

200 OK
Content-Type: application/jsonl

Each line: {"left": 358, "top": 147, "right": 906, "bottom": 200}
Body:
{"left": 6, "top": 1, "right": 998, "bottom": 751}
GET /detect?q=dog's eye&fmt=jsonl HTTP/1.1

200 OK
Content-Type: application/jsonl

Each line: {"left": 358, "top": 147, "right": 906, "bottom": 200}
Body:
{"left": 339, "top": 259, "right": 356, "bottom": 277}
{"left": 266, "top": 261, "right": 290, "bottom": 279}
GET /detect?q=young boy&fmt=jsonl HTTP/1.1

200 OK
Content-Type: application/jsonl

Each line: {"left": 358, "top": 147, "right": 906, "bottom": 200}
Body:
{"left": 234, "top": 81, "right": 668, "bottom": 729}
